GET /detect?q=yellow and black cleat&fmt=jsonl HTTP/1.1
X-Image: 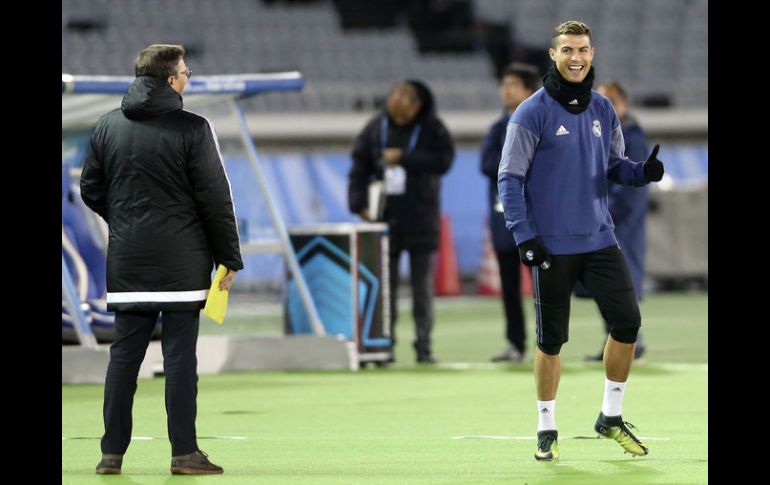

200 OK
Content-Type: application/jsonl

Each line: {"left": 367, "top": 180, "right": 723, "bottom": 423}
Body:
{"left": 595, "top": 412, "right": 649, "bottom": 456}
{"left": 535, "top": 430, "right": 560, "bottom": 461}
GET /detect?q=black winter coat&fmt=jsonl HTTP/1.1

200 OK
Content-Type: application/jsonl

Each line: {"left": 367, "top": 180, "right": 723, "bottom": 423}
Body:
{"left": 348, "top": 81, "right": 455, "bottom": 251}
{"left": 81, "top": 76, "right": 243, "bottom": 312}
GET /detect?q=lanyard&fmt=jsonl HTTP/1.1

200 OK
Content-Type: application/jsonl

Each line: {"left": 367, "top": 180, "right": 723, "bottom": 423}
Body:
{"left": 380, "top": 116, "right": 421, "bottom": 153}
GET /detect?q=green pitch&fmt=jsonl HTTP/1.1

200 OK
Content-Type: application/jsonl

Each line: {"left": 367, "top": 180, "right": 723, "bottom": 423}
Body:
{"left": 62, "top": 291, "right": 707, "bottom": 483}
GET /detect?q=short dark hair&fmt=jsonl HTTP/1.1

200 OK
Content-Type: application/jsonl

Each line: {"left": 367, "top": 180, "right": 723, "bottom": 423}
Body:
{"left": 134, "top": 44, "right": 185, "bottom": 79}
{"left": 600, "top": 81, "right": 629, "bottom": 102}
{"left": 501, "top": 62, "right": 541, "bottom": 92}
{"left": 552, "top": 20, "right": 592, "bottom": 49}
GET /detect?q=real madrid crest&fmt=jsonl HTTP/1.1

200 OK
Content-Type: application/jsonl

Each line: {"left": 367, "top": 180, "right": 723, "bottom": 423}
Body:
{"left": 592, "top": 120, "right": 602, "bottom": 137}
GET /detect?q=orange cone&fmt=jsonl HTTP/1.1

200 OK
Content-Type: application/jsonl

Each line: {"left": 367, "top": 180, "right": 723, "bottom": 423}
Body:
{"left": 434, "top": 214, "right": 461, "bottom": 296}
{"left": 477, "top": 227, "right": 501, "bottom": 296}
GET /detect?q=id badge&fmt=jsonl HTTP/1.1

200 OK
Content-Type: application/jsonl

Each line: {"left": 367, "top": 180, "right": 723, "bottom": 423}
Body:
{"left": 384, "top": 165, "right": 406, "bottom": 195}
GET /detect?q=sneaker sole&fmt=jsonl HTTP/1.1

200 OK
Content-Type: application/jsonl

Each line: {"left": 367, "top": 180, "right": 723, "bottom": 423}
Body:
{"left": 96, "top": 468, "right": 121, "bottom": 475}
{"left": 170, "top": 467, "right": 224, "bottom": 475}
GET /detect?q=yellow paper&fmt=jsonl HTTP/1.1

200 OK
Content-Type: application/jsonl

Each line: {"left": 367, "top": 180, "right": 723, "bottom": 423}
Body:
{"left": 203, "top": 265, "right": 229, "bottom": 324}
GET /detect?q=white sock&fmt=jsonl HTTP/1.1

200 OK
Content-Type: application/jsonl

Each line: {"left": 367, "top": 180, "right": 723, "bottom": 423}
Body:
{"left": 537, "top": 400, "right": 556, "bottom": 431}
{"left": 601, "top": 378, "right": 626, "bottom": 417}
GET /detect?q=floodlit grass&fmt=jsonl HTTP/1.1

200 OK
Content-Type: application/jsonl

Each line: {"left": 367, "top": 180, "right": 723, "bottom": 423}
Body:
{"left": 63, "top": 291, "right": 707, "bottom": 484}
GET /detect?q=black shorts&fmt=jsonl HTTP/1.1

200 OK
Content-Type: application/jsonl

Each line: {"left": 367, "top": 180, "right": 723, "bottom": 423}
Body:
{"left": 532, "top": 244, "right": 640, "bottom": 347}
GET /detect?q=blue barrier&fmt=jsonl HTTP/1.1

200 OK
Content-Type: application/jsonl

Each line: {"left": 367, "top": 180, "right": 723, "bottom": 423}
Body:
{"left": 63, "top": 139, "right": 707, "bottom": 282}
{"left": 230, "top": 145, "right": 707, "bottom": 278}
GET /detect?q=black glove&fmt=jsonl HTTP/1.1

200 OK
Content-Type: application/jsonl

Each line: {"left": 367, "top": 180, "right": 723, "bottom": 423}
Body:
{"left": 643, "top": 144, "right": 664, "bottom": 182}
{"left": 518, "top": 239, "right": 549, "bottom": 267}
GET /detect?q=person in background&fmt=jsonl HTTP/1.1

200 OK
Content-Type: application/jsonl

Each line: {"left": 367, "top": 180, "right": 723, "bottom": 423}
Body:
{"left": 348, "top": 80, "right": 455, "bottom": 364}
{"left": 481, "top": 62, "right": 541, "bottom": 364}
{"left": 582, "top": 81, "right": 651, "bottom": 362}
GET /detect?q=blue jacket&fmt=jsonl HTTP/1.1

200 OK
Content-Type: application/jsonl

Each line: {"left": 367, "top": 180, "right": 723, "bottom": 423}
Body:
{"left": 608, "top": 115, "right": 649, "bottom": 299}
{"left": 480, "top": 110, "right": 517, "bottom": 253}
{"left": 498, "top": 88, "right": 650, "bottom": 255}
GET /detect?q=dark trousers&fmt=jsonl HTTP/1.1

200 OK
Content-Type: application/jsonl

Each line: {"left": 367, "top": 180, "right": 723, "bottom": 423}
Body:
{"left": 101, "top": 310, "right": 200, "bottom": 457}
{"left": 389, "top": 247, "right": 434, "bottom": 356}
{"left": 533, "top": 245, "right": 640, "bottom": 348}
{"left": 496, "top": 251, "right": 526, "bottom": 353}
{"left": 574, "top": 270, "right": 646, "bottom": 349}
{"left": 598, "top": 307, "right": 646, "bottom": 348}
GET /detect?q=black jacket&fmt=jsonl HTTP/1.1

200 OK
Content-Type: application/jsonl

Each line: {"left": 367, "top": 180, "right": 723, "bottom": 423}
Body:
{"left": 348, "top": 80, "right": 455, "bottom": 250}
{"left": 81, "top": 76, "right": 243, "bottom": 312}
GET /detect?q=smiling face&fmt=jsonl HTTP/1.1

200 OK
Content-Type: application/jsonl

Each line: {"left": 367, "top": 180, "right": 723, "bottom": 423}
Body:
{"left": 549, "top": 33, "right": 594, "bottom": 83}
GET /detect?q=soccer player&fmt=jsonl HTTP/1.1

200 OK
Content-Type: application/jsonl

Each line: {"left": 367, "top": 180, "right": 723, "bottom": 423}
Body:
{"left": 497, "top": 20, "right": 665, "bottom": 461}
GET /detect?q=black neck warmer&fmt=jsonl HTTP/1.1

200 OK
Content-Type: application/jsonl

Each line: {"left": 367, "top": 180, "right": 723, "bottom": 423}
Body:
{"left": 543, "top": 62, "right": 595, "bottom": 114}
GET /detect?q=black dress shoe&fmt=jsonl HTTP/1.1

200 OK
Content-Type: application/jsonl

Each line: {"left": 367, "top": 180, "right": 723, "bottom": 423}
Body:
{"left": 95, "top": 454, "right": 123, "bottom": 474}
{"left": 170, "top": 449, "right": 223, "bottom": 475}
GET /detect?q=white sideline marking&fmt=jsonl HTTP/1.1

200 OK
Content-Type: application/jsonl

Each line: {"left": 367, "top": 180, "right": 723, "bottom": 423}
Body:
{"left": 658, "top": 363, "right": 708, "bottom": 371}
{"left": 435, "top": 362, "right": 707, "bottom": 371}
{"left": 63, "top": 436, "right": 247, "bottom": 440}
{"left": 452, "top": 436, "right": 671, "bottom": 441}
{"left": 437, "top": 363, "right": 504, "bottom": 370}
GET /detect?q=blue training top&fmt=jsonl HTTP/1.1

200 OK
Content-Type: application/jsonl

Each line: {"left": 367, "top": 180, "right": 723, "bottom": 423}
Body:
{"left": 497, "top": 87, "right": 650, "bottom": 255}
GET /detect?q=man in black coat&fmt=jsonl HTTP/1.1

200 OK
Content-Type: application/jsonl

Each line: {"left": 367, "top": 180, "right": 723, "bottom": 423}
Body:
{"left": 81, "top": 44, "right": 243, "bottom": 475}
{"left": 348, "top": 80, "right": 455, "bottom": 363}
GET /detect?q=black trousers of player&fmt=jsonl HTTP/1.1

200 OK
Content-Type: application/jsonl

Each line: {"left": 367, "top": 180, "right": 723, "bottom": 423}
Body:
{"left": 532, "top": 245, "right": 640, "bottom": 349}
{"left": 101, "top": 310, "right": 200, "bottom": 457}
{"left": 389, "top": 246, "right": 435, "bottom": 357}
{"left": 496, "top": 250, "right": 526, "bottom": 353}
{"left": 574, "top": 279, "right": 646, "bottom": 351}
